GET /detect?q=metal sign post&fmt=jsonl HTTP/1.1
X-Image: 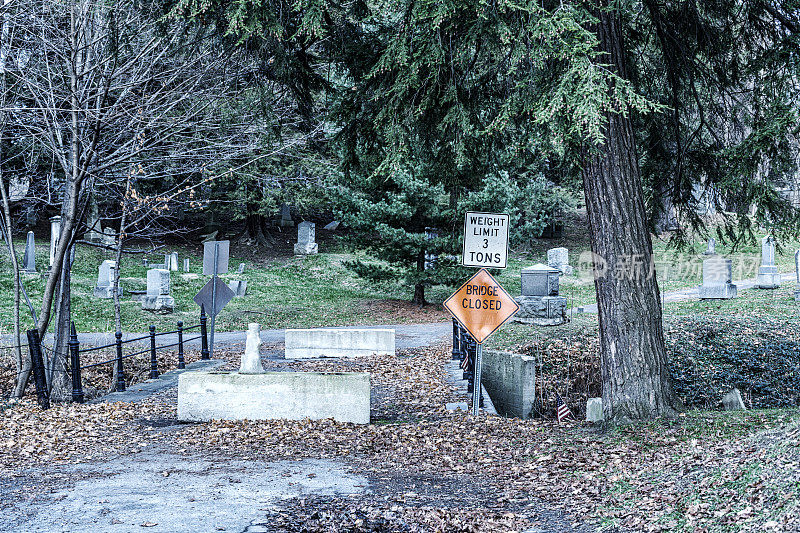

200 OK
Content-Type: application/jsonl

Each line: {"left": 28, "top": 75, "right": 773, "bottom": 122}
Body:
{"left": 210, "top": 242, "right": 219, "bottom": 356}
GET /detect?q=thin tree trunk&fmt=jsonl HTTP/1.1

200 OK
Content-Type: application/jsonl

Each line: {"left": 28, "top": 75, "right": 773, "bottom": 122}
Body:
{"left": 412, "top": 251, "right": 426, "bottom": 306}
{"left": 582, "top": 6, "right": 676, "bottom": 424}
{"left": 0, "top": 0, "right": 25, "bottom": 397}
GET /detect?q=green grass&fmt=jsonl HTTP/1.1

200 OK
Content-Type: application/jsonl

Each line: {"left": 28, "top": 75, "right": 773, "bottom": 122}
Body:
{"left": 0, "top": 241, "right": 450, "bottom": 334}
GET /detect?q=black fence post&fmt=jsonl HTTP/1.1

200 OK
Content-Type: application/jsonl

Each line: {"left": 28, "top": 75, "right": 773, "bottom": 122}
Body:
{"left": 177, "top": 321, "right": 185, "bottom": 369}
{"left": 451, "top": 318, "right": 460, "bottom": 360}
{"left": 200, "top": 305, "right": 210, "bottom": 360}
{"left": 115, "top": 330, "right": 125, "bottom": 392}
{"left": 149, "top": 325, "right": 159, "bottom": 379}
{"left": 26, "top": 329, "right": 50, "bottom": 410}
{"left": 69, "top": 322, "right": 83, "bottom": 404}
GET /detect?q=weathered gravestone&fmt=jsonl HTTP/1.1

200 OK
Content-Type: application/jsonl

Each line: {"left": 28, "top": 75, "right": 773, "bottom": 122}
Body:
{"left": 183, "top": 258, "right": 190, "bottom": 272}
{"left": 279, "top": 203, "right": 294, "bottom": 227}
{"left": 795, "top": 250, "right": 800, "bottom": 302}
{"left": 169, "top": 252, "right": 179, "bottom": 272}
{"left": 237, "top": 262, "right": 245, "bottom": 274}
{"left": 93, "top": 260, "right": 122, "bottom": 299}
{"left": 49, "top": 216, "right": 61, "bottom": 267}
{"left": 83, "top": 200, "right": 102, "bottom": 242}
{"left": 722, "top": 388, "right": 746, "bottom": 410}
{"left": 100, "top": 227, "right": 116, "bottom": 246}
{"left": 703, "top": 237, "right": 716, "bottom": 255}
{"left": 228, "top": 280, "right": 247, "bottom": 297}
{"left": 756, "top": 235, "right": 781, "bottom": 289}
{"left": 239, "top": 323, "right": 264, "bottom": 373}
{"left": 698, "top": 255, "right": 737, "bottom": 299}
{"left": 323, "top": 221, "right": 340, "bottom": 231}
{"left": 547, "top": 247, "right": 573, "bottom": 276}
{"left": 586, "top": 398, "right": 603, "bottom": 422}
{"left": 141, "top": 269, "right": 174, "bottom": 313}
{"left": 294, "top": 221, "right": 318, "bottom": 255}
{"left": 513, "top": 264, "right": 566, "bottom": 325}
{"left": 22, "top": 231, "right": 36, "bottom": 274}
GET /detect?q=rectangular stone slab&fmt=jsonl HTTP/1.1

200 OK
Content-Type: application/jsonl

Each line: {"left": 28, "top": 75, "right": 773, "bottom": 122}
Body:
{"left": 177, "top": 371, "right": 370, "bottom": 424}
{"left": 285, "top": 329, "right": 395, "bottom": 359}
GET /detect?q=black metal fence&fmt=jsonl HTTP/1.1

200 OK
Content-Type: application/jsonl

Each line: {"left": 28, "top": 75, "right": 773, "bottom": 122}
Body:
{"left": 451, "top": 318, "right": 481, "bottom": 405}
{"left": 27, "top": 306, "right": 210, "bottom": 409}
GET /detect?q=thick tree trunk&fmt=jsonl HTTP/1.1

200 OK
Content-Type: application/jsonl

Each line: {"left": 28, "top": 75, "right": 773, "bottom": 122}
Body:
{"left": 583, "top": 6, "right": 676, "bottom": 424}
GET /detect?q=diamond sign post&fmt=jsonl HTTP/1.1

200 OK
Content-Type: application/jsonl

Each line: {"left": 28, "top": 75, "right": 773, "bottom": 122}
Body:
{"left": 195, "top": 240, "right": 232, "bottom": 357}
{"left": 444, "top": 268, "right": 519, "bottom": 415}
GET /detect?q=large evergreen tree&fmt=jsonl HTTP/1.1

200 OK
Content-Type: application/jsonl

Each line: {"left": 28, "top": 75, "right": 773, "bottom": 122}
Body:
{"left": 174, "top": 0, "right": 800, "bottom": 423}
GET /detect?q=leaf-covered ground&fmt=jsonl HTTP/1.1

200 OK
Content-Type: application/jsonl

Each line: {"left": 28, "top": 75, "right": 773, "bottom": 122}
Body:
{"left": 1, "top": 344, "right": 799, "bottom": 531}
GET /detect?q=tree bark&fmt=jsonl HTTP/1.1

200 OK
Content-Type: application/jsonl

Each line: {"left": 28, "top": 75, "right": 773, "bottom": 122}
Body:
{"left": 582, "top": 6, "right": 677, "bottom": 424}
{"left": 412, "top": 251, "right": 426, "bottom": 306}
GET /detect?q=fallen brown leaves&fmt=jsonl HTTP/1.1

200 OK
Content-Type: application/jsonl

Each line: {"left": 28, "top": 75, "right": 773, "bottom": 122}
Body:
{"left": 0, "top": 343, "right": 798, "bottom": 532}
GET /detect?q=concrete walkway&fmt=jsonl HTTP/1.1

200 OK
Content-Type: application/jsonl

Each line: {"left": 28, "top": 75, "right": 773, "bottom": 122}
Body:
{"left": 572, "top": 273, "right": 796, "bottom": 314}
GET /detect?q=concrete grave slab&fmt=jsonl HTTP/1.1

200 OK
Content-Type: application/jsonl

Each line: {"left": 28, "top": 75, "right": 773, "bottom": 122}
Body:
{"left": 285, "top": 328, "right": 395, "bottom": 359}
{"left": 178, "top": 371, "right": 370, "bottom": 424}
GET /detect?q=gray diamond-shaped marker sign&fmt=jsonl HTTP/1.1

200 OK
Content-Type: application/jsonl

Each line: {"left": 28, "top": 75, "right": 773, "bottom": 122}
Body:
{"left": 193, "top": 277, "right": 235, "bottom": 317}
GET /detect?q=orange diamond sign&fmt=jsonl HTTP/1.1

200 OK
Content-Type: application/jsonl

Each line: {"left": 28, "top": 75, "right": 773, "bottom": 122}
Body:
{"left": 444, "top": 268, "right": 519, "bottom": 344}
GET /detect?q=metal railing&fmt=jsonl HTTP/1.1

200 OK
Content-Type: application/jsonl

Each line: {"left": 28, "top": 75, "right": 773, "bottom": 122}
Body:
{"left": 28, "top": 305, "right": 210, "bottom": 407}
{"left": 451, "top": 317, "right": 481, "bottom": 406}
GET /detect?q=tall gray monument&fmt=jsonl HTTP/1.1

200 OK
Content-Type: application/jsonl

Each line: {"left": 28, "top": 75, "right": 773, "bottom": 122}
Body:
{"left": 698, "top": 255, "right": 737, "bottom": 299}
{"left": 756, "top": 236, "right": 780, "bottom": 289}
{"left": 279, "top": 203, "right": 294, "bottom": 227}
{"left": 794, "top": 250, "right": 800, "bottom": 302}
{"left": 22, "top": 231, "right": 36, "bottom": 274}
{"left": 514, "top": 264, "right": 566, "bottom": 325}
{"left": 93, "top": 260, "right": 122, "bottom": 299}
{"left": 49, "top": 216, "right": 61, "bottom": 267}
{"left": 294, "top": 221, "right": 318, "bottom": 255}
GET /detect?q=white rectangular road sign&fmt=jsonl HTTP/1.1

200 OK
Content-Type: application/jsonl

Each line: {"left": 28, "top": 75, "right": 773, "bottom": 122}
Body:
{"left": 462, "top": 212, "right": 509, "bottom": 269}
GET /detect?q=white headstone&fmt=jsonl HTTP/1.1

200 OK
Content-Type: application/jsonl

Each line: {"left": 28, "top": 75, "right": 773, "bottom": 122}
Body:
{"left": 169, "top": 252, "right": 179, "bottom": 271}
{"left": 228, "top": 280, "right": 247, "bottom": 297}
{"left": 756, "top": 236, "right": 780, "bottom": 289}
{"left": 147, "top": 268, "right": 170, "bottom": 296}
{"left": 294, "top": 221, "right": 318, "bottom": 255}
{"left": 698, "top": 256, "right": 737, "bottom": 299}
{"left": 93, "top": 260, "right": 121, "bottom": 298}
{"left": 722, "top": 388, "right": 746, "bottom": 410}
{"left": 323, "top": 221, "right": 340, "bottom": 231}
{"left": 49, "top": 216, "right": 61, "bottom": 267}
{"left": 586, "top": 398, "right": 603, "bottom": 422}
{"left": 703, "top": 237, "right": 716, "bottom": 255}
{"left": 547, "top": 247, "right": 572, "bottom": 275}
{"left": 142, "top": 269, "right": 174, "bottom": 313}
{"left": 22, "top": 231, "right": 36, "bottom": 273}
{"left": 84, "top": 200, "right": 102, "bottom": 242}
{"left": 183, "top": 258, "right": 190, "bottom": 272}
{"left": 239, "top": 323, "right": 264, "bottom": 373}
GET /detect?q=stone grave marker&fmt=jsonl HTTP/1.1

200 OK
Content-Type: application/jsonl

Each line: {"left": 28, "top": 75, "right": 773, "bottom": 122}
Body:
{"left": 698, "top": 255, "right": 737, "bottom": 299}
{"left": 239, "top": 323, "right": 264, "bottom": 373}
{"left": 795, "top": 250, "right": 800, "bottom": 302}
{"left": 703, "top": 237, "right": 716, "bottom": 255}
{"left": 722, "top": 388, "right": 746, "bottom": 410}
{"left": 49, "top": 216, "right": 61, "bottom": 267}
{"left": 93, "top": 260, "right": 122, "bottom": 299}
{"left": 514, "top": 264, "right": 566, "bottom": 325}
{"left": 547, "top": 247, "right": 573, "bottom": 276}
{"left": 586, "top": 398, "right": 603, "bottom": 422}
{"left": 228, "top": 280, "right": 247, "bottom": 297}
{"left": 237, "top": 262, "right": 245, "bottom": 274}
{"left": 169, "top": 252, "right": 179, "bottom": 271}
{"left": 756, "top": 235, "right": 780, "bottom": 289}
{"left": 100, "top": 227, "right": 116, "bottom": 246}
{"left": 183, "top": 258, "right": 190, "bottom": 272}
{"left": 84, "top": 200, "right": 102, "bottom": 242}
{"left": 279, "top": 203, "right": 294, "bottom": 227}
{"left": 22, "top": 231, "right": 36, "bottom": 274}
{"left": 141, "top": 269, "right": 174, "bottom": 313}
{"left": 294, "top": 221, "right": 318, "bottom": 255}
{"left": 323, "top": 221, "right": 340, "bottom": 231}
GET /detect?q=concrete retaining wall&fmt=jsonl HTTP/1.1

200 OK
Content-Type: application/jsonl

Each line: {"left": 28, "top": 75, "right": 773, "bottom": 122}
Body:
{"left": 177, "top": 371, "right": 370, "bottom": 424}
{"left": 481, "top": 350, "right": 536, "bottom": 419}
{"left": 285, "top": 328, "right": 395, "bottom": 359}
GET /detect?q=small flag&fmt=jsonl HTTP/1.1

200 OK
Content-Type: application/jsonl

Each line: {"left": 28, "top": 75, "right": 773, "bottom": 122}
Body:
{"left": 556, "top": 394, "right": 573, "bottom": 423}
